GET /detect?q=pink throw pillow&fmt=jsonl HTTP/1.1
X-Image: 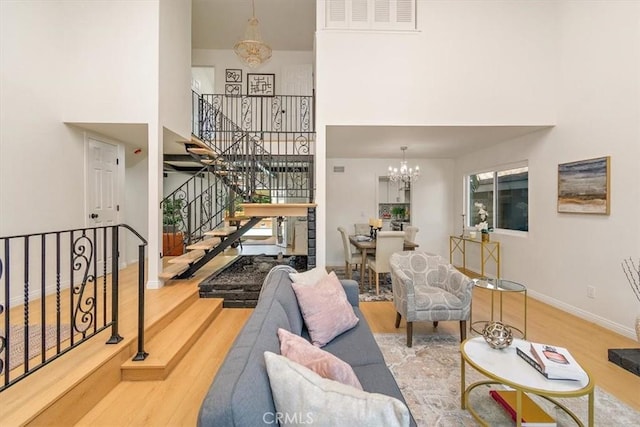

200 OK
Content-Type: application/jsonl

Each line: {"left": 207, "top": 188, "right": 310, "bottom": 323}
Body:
{"left": 277, "top": 328, "right": 363, "bottom": 390}
{"left": 292, "top": 271, "right": 359, "bottom": 347}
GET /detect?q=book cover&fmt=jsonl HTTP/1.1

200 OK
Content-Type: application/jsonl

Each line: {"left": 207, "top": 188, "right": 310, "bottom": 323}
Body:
{"left": 490, "top": 389, "right": 557, "bottom": 426}
{"left": 530, "top": 342, "right": 587, "bottom": 381}
{"left": 516, "top": 346, "right": 549, "bottom": 379}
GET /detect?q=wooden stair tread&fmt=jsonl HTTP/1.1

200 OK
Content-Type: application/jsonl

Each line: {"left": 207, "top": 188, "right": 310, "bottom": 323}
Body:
{"left": 120, "top": 299, "right": 223, "bottom": 380}
{"left": 167, "top": 249, "right": 206, "bottom": 265}
{"left": 189, "top": 136, "right": 210, "bottom": 149}
{"left": 186, "top": 237, "right": 221, "bottom": 251}
{"left": 205, "top": 227, "right": 236, "bottom": 237}
{"left": 187, "top": 147, "right": 217, "bottom": 157}
{"left": 159, "top": 263, "right": 189, "bottom": 280}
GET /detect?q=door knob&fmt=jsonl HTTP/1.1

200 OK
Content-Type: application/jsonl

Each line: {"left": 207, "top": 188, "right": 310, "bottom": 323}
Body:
{"left": 90, "top": 213, "right": 99, "bottom": 219}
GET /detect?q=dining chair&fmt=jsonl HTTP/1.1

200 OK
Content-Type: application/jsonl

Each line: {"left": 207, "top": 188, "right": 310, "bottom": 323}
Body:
{"left": 354, "top": 223, "right": 370, "bottom": 236}
{"left": 404, "top": 226, "right": 419, "bottom": 243}
{"left": 338, "top": 226, "right": 363, "bottom": 280}
{"left": 366, "top": 231, "right": 405, "bottom": 294}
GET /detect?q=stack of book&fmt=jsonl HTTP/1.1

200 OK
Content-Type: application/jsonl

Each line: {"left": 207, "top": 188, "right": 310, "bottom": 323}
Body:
{"left": 490, "top": 389, "right": 556, "bottom": 426}
{"left": 517, "top": 341, "right": 588, "bottom": 382}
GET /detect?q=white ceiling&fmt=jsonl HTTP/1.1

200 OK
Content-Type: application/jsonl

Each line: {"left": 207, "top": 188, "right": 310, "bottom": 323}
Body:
{"left": 192, "top": 0, "right": 316, "bottom": 51}
{"left": 326, "top": 125, "right": 552, "bottom": 159}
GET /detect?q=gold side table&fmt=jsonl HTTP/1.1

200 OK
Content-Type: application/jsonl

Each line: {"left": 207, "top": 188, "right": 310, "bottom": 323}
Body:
{"left": 449, "top": 235, "right": 500, "bottom": 278}
{"left": 471, "top": 277, "right": 527, "bottom": 339}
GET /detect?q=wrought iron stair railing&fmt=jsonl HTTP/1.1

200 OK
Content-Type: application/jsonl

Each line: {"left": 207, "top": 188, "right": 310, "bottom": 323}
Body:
{"left": 0, "top": 224, "right": 147, "bottom": 391}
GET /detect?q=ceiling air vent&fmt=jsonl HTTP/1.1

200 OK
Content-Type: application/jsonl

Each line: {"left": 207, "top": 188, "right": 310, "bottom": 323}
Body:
{"left": 333, "top": 166, "right": 345, "bottom": 173}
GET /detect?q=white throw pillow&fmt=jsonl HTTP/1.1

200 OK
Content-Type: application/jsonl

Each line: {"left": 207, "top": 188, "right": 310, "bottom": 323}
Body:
{"left": 264, "top": 351, "right": 410, "bottom": 427}
{"left": 289, "top": 266, "right": 328, "bottom": 286}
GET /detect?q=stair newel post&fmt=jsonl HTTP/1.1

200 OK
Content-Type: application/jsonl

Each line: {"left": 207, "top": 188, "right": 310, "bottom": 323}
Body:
{"left": 106, "top": 226, "right": 123, "bottom": 344}
{"left": 133, "top": 243, "right": 148, "bottom": 361}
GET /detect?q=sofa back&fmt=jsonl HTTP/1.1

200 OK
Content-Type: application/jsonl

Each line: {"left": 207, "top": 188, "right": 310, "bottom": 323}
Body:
{"left": 198, "top": 265, "right": 302, "bottom": 427}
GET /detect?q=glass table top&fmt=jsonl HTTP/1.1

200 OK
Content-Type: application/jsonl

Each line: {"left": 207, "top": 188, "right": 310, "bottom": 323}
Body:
{"left": 472, "top": 277, "right": 526, "bottom": 292}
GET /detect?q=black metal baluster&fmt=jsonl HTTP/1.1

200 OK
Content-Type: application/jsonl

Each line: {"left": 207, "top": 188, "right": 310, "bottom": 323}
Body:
{"left": 69, "top": 230, "right": 74, "bottom": 346}
{"left": 93, "top": 227, "right": 97, "bottom": 333}
{"left": 103, "top": 227, "right": 107, "bottom": 326}
{"left": 41, "top": 234, "right": 46, "bottom": 363}
{"left": 23, "top": 236, "right": 29, "bottom": 370}
{"left": 56, "top": 232, "right": 61, "bottom": 353}
{"left": 106, "top": 226, "right": 122, "bottom": 344}
{"left": 3, "top": 238, "right": 10, "bottom": 386}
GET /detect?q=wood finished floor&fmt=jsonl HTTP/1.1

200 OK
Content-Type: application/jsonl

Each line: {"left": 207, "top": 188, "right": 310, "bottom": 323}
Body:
{"left": 7, "top": 246, "right": 636, "bottom": 425}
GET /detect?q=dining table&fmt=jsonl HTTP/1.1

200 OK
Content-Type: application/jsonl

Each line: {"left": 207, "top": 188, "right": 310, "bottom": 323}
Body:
{"left": 348, "top": 235, "right": 419, "bottom": 288}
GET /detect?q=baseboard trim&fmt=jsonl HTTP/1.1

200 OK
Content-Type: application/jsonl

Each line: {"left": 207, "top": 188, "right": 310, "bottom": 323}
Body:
{"left": 527, "top": 289, "right": 635, "bottom": 340}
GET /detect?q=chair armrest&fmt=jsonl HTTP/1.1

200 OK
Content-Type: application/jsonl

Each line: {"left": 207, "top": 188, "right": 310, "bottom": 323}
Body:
{"left": 444, "top": 269, "right": 474, "bottom": 307}
{"left": 340, "top": 279, "right": 360, "bottom": 307}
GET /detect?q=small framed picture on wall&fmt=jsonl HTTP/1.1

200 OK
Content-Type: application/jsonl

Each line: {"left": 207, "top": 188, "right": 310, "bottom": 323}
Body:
{"left": 247, "top": 73, "right": 275, "bottom": 97}
{"left": 225, "top": 69, "right": 242, "bottom": 83}
{"left": 225, "top": 83, "right": 242, "bottom": 97}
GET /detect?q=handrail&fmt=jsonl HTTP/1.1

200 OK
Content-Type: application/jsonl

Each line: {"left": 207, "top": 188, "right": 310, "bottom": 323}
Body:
{"left": 0, "top": 224, "right": 147, "bottom": 391}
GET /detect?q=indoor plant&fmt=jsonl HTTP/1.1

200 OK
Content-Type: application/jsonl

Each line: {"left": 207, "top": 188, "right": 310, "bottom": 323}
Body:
{"left": 163, "top": 199, "right": 184, "bottom": 256}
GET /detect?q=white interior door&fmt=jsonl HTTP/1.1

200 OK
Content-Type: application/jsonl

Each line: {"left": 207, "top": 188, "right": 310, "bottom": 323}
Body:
{"left": 86, "top": 137, "right": 119, "bottom": 275}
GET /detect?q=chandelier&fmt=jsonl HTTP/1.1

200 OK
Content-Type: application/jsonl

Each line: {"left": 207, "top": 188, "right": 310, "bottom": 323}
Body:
{"left": 388, "top": 146, "right": 420, "bottom": 183}
{"left": 234, "top": 0, "right": 272, "bottom": 68}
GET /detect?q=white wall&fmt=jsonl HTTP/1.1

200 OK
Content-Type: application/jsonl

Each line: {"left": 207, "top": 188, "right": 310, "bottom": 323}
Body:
{"left": 316, "top": 0, "right": 557, "bottom": 126}
{"left": 326, "top": 157, "right": 455, "bottom": 267}
{"left": 125, "top": 151, "right": 149, "bottom": 265}
{"left": 455, "top": 1, "right": 640, "bottom": 338}
{"left": 192, "top": 49, "right": 313, "bottom": 94}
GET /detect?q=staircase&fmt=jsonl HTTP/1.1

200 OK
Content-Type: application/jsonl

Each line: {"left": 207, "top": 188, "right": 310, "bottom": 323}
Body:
{"left": 159, "top": 92, "right": 317, "bottom": 281}
{"left": 0, "top": 263, "right": 225, "bottom": 425}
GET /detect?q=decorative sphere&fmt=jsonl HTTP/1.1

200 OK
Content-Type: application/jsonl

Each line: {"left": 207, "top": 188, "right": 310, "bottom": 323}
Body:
{"left": 482, "top": 321, "right": 513, "bottom": 349}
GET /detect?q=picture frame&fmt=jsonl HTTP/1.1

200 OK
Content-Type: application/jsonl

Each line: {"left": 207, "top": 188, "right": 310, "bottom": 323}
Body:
{"left": 247, "top": 73, "right": 275, "bottom": 97}
{"left": 557, "top": 156, "right": 610, "bottom": 215}
{"left": 225, "top": 83, "right": 242, "bottom": 97}
{"left": 225, "top": 69, "right": 242, "bottom": 83}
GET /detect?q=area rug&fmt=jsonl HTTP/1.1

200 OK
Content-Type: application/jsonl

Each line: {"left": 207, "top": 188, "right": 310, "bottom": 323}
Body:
{"left": 1, "top": 324, "right": 71, "bottom": 371}
{"left": 373, "top": 332, "right": 640, "bottom": 426}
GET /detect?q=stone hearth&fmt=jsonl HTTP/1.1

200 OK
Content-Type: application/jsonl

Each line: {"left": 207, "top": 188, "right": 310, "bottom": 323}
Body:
{"left": 199, "top": 255, "right": 307, "bottom": 308}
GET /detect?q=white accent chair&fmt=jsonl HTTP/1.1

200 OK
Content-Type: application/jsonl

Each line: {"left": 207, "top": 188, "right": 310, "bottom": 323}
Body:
{"left": 390, "top": 251, "right": 473, "bottom": 347}
{"left": 366, "top": 231, "right": 405, "bottom": 295}
{"left": 338, "top": 226, "right": 363, "bottom": 280}
{"left": 404, "top": 226, "right": 419, "bottom": 243}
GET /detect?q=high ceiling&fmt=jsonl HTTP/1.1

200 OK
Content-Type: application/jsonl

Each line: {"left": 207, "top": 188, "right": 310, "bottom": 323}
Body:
{"left": 190, "top": 1, "right": 551, "bottom": 160}
{"left": 192, "top": 0, "right": 316, "bottom": 52}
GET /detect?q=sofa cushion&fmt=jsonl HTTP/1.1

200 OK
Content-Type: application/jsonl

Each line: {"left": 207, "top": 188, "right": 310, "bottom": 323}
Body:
{"left": 259, "top": 265, "right": 304, "bottom": 334}
{"left": 292, "top": 271, "right": 359, "bottom": 347}
{"left": 278, "top": 328, "right": 362, "bottom": 390}
{"left": 319, "top": 307, "right": 385, "bottom": 367}
{"left": 197, "top": 298, "right": 292, "bottom": 426}
{"left": 289, "top": 266, "right": 327, "bottom": 285}
{"left": 264, "top": 351, "right": 410, "bottom": 427}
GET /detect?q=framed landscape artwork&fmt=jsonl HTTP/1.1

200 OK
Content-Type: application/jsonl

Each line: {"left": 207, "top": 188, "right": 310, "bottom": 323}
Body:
{"left": 557, "top": 156, "right": 610, "bottom": 215}
{"left": 247, "top": 73, "right": 275, "bottom": 96}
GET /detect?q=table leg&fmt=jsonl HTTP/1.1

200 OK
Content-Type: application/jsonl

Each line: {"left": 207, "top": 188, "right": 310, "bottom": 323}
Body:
{"left": 588, "top": 389, "right": 594, "bottom": 427}
{"left": 360, "top": 248, "right": 368, "bottom": 289}
{"left": 516, "top": 390, "right": 522, "bottom": 427}
{"left": 460, "top": 354, "right": 466, "bottom": 409}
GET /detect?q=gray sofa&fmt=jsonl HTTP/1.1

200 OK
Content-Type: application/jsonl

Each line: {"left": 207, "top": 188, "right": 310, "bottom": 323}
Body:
{"left": 197, "top": 265, "right": 416, "bottom": 426}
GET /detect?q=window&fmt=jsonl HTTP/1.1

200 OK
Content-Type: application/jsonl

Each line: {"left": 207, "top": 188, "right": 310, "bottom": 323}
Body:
{"left": 325, "top": 0, "right": 416, "bottom": 30}
{"left": 467, "top": 166, "right": 528, "bottom": 232}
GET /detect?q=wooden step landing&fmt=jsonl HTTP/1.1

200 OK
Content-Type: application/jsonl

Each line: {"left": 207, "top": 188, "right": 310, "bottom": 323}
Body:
{"left": 121, "top": 298, "right": 223, "bottom": 381}
{"left": 168, "top": 249, "right": 205, "bottom": 265}
{"left": 240, "top": 203, "right": 317, "bottom": 217}
{"left": 186, "top": 237, "right": 221, "bottom": 251}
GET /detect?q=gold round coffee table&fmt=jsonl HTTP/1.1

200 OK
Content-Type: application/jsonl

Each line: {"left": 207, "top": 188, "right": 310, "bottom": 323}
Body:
{"left": 460, "top": 337, "right": 594, "bottom": 426}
